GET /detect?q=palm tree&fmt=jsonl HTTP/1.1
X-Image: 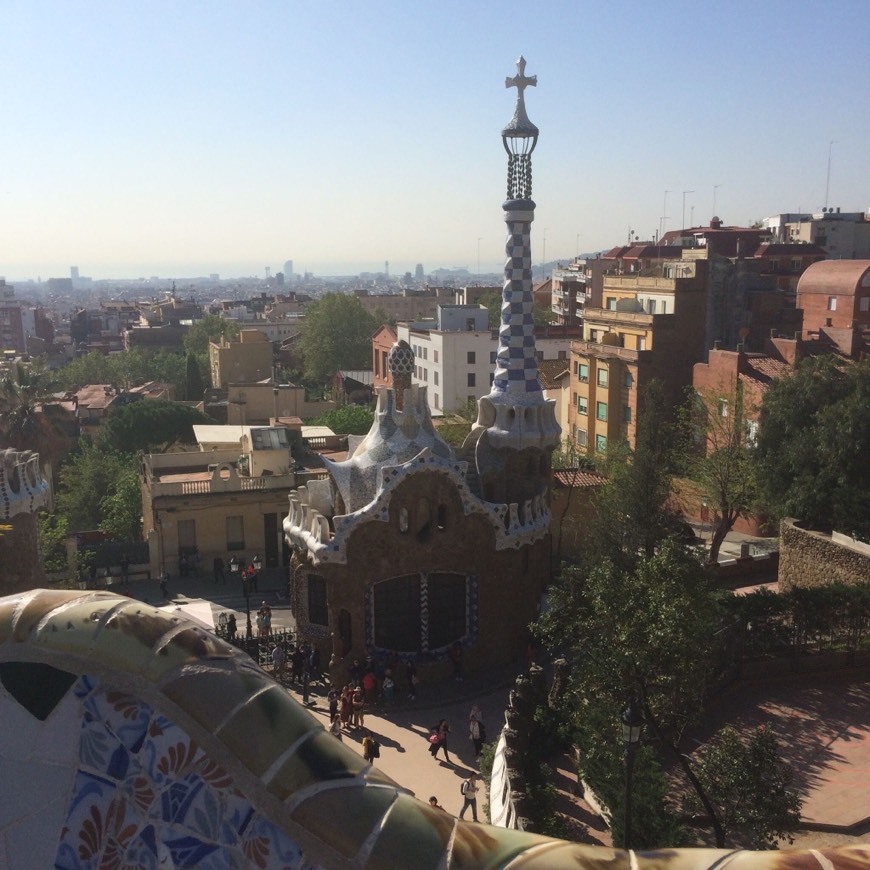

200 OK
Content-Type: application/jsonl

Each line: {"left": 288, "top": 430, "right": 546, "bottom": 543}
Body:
{"left": 0, "top": 362, "right": 72, "bottom": 483}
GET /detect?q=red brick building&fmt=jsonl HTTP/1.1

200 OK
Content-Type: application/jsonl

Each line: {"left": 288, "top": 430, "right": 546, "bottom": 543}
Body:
{"left": 797, "top": 260, "right": 870, "bottom": 359}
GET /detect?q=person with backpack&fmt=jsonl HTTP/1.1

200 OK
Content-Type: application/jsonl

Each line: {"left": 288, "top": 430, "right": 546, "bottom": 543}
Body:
{"left": 362, "top": 730, "right": 380, "bottom": 763}
{"left": 459, "top": 773, "right": 479, "bottom": 822}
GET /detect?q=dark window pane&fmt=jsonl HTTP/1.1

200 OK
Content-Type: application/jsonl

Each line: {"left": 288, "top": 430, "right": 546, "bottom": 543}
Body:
{"left": 374, "top": 574, "right": 421, "bottom": 652}
{"left": 427, "top": 573, "right": 467, "bottom": 650}
{"left": 308, "top": 574, "right": 329, "bottom": 626}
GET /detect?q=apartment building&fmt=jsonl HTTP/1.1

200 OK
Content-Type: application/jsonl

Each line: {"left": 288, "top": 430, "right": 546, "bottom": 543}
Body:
{"left": 140, "top": 425, "right": 319, "bottom": 577}
{"left": 567, "top": 259, "right": 707, "bottom": 455}
{"left": 765, "top": 210, "right": 870, "bottom": 260}
{"left": 550, "top": 257, "right": 608, "bottom": 327}
{"left": 395, "top": 305, "right": 573, "bottom": 415}
{"left": 797, "top": 259, "right": 870, "bottom": 358}
{"left": 209, "top": 329, "right": 274, "bottom": 388}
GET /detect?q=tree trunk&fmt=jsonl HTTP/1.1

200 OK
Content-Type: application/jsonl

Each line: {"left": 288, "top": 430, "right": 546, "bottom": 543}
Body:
{"left": 708, "top": 520, "right": 729, "bottom": 564}
{"left": 640, "top": 694, "right": 726, "bottom": 848}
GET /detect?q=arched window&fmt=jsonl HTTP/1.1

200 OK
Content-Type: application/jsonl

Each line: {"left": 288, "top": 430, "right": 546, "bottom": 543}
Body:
{"left": 372, "top": 572, "right": 469, "bottom": 653}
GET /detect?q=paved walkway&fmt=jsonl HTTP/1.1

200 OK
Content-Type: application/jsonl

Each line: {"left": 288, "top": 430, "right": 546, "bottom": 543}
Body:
{"left": 688, "top": 671, "right": 870, "bottom": 833}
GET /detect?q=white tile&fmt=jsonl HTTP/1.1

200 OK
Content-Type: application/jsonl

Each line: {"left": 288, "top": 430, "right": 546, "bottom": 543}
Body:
{"left": 3, "top": 793, "right": 69, "bottom": 868}
{"left": 0, "top": 757, "right": 75, "bottom": 830}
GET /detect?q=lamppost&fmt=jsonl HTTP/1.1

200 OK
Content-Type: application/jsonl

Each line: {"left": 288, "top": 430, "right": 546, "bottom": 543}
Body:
{"left": 228, "top": 556, "right": 252, "bottom": 640}
{"left": 620, "top": 698, "right": 644, "bottom": 850}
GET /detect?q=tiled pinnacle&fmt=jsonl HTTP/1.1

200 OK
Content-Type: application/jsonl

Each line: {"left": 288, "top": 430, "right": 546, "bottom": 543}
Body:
{"left": 490, "top": 202, "right": 543, "bottom": 404}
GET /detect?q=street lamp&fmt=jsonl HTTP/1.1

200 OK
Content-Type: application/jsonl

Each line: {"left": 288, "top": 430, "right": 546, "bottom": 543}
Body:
{"left": 228, "top": 556, "right": 252, "bottom": 640}
{"left": 620, "top": 698, "right": 644, "bottom": 850}
{"left": 252, "top": 554, "right": 262, "bottom": 572}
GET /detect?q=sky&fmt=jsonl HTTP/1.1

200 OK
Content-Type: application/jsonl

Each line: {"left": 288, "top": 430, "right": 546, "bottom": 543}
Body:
{"left": 2, "top": 1, "right": 870, "bottom": 281}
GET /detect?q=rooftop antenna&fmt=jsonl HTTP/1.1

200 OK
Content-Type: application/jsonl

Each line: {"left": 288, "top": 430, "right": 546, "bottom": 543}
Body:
{"left": 825, "top": 140, "right": 837, "bottom": 210}
{"left": 659, "top": 190, "right": 671, "bottom": 239}
{"left": 682, "top": 190, "right": 694, "bottom": 230}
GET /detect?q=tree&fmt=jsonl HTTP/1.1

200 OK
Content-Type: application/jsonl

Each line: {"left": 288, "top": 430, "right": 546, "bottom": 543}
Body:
{"left": 755, "top": 356, "right": 870, "bottom": 537}
{"left": 308, "top": 404, "right": 374, "bottom": 436}
{"left": 684, "top": 383, "right": 758, "bottom": 563}
{"left": 182, "top": 314, "right": 240, "bottom": 359}
{"left": 55, "top": 443, "right": 137, "bottom": 533}
{"left": 588, "top": 380, "right": 686, "bottom": 569}
{"left": 55, "top": 351, "right": 115, "bottom": 390}
{"left": 299, "top": 294, "right": 378, "bottom": 382}
{"left": 185, "top": 353, "right": 205, "bottom": 401}
{"left": 535, "top": 540, "right": 722, "bottom": 847}
{"left": 100, "top": 465, "right": 143, "bottom": 541}
{"left": 0, "top": 362, "right": 71, "bottom": 477}
{"left": 688, "top": 724, "right": 802, "bottom": 849}
{"left": 101, "top": 399, "right": 212, "bottom": 454}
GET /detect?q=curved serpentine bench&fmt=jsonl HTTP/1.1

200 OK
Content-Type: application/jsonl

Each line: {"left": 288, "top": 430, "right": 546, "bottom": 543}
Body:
{"left": 0, "top": 589, "right": 866, "bottom": 868}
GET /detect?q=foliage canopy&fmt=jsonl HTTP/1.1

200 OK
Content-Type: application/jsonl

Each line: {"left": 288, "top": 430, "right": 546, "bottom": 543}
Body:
{"left": 755, "top": 356, "right": 870, "bottom": 536}
{"left": 299, "top": 294, "right": 378, "bottom": 382}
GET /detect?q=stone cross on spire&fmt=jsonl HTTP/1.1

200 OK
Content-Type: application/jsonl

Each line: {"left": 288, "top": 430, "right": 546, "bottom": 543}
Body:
{"left": 503, "top": 56, "right": 538, "bottom": 136}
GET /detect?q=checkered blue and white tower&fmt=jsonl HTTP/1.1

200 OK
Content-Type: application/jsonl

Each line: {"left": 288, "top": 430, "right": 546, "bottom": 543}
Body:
{"left": 464, "top": 57, "right": 560, "bottom": 513}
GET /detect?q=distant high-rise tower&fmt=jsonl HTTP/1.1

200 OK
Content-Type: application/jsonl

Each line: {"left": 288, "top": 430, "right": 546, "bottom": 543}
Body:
{"left": 70, "top": 266, "right": 79, "bottom": 281}
{"left": 265, "top": 267, "right": 271, "bottom": 280}
{"left": 283, "top": 260, "right": 294, "bottom": 279}
{"left": 415, "top": 263, "right": 424, "bottom": 282}
{"left": 464, "top": 56, "right": 560, "bottom": 511}
{"left": 385, "top": 260, "right": 389, "bottom": 279}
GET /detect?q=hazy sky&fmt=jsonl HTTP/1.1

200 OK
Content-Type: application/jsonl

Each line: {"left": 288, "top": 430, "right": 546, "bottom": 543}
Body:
{"left": 3, "top": 1, "right": 869, "bottom": 280}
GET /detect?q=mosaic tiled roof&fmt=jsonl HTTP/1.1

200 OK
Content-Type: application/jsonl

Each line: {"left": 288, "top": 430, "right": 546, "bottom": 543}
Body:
{"left": 1, "top": 588, "right": 868, "bottom": 868}
{"left": 323, "top": 384, "right": 453, "bottom": 514}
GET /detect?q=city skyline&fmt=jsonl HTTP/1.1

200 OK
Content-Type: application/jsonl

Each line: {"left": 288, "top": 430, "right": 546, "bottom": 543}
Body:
{"left": 2, "top": 1, "right": 870, "bottom": 281}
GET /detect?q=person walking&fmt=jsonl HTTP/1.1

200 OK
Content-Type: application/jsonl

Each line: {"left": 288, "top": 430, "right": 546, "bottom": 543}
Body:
{"left": 459, "top": 773, "right": 479, "bottom": 822}
{"left": 362, "top": 730, "right": 380, "bottom": 764}
{"left": 406, "top": 659, "right": 418, "bottom": 700}
{"left": 329, "top": 714, "right": 343, "bottom": 741}
{"left": 351, "top": 686, "right": 365, "bottom": 729}
{"left": 382, "top": 672, "right": 395, "bottom": 704}
{"left": 159, "top": 571, "right": 169, "bottom": 599}
{"left": 226, "top": 612, "right": 237, "bottom": 641}
{"left": 339, "top": 685, "right": 353, "bottom": 729}
{"left": 469, "top": 714, "right": 486, "bottom": 758}
{"left": 213, "top": 556, "right": 225, "bottom": 583}
{"left": 327, "top": 685, "right": 339, "bottom": 723}
{"left": 271, "top": 643, "right": 286, "bottom": 679}
{"left": 428, "top": 719, "right": 451, "bottom": 763}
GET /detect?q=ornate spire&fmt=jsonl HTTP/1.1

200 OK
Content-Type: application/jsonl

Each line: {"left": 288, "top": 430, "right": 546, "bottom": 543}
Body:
{"left": 462, "top": 57, "right": 560, "bottom": 512}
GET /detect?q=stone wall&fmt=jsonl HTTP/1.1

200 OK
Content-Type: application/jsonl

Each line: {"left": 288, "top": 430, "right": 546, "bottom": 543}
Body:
{"left": 778, "top": 518, "right": 870, "bottom": 591}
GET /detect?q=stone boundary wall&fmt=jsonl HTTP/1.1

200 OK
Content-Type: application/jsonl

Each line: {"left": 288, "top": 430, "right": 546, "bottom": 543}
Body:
{"left": 778, "top": 518, "right": 870, "bottom": 591}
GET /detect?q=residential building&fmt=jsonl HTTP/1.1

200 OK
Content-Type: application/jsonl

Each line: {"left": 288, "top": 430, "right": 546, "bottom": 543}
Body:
{"left": 354, "top": 287, "right": 453, "bottom": 322}
{"left": 796, "top": 259, "right": 870, "bottom": 358}
{"left": 141, "top": 425, "right": 315, "bottom": 577}
{"left": 395, "top": 304, "right": 574, "bottom": 416}
{"left": 220, "top": 382, "right": 333, "bottom": 426}
{"left": 550, "top": 257, "right": 608, "bottom": 327}
{"left": 752, "top": 242, "right": 827, "bottom": 294}
{"left": 209, "top": 329, "right": 274, "bottom": 388}
{"left": 567, "top": 258, "right": 708, "bottom": 456}
{"left": 372, "top": 325, "right": 397, "bottom": 391}
{"left": 765, "top": 209, "right": 870, "bottom": 260}
{"left": 0, "top": 283, "right": 36, "bottom": 353}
